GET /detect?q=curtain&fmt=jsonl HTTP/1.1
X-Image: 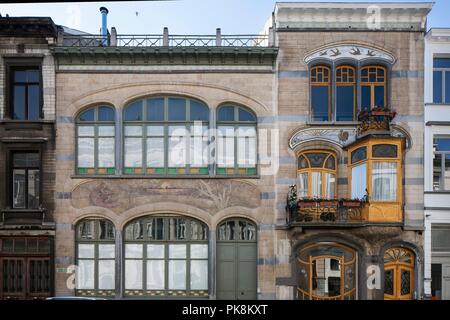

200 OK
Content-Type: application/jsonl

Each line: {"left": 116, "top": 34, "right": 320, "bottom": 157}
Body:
{"left": 297, "top": 172, "right": 308, "bottom": 198}
{"left": 372, "top": 162, "right": 397, "bottom": 201}
{"left": 324, "top": 173, "right": 336, "bottom": 199}
{"left": 312, "top": 172, "right": 322, "bottom": 198}
{"left": 351, "top": 163, "right": 367, "bottom": 199}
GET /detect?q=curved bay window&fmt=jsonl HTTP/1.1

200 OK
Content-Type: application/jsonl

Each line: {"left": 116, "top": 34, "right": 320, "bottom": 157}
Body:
{"left": 124, "top": 215, "right": 209, "bottom": 297}
{"left": 361, "top": 66, "right": 387, "bottom": 111}
{"left": 297, "top": 243, "right": 357, "bottom": 300}
{"left": 336, "top": 66, "right": 356, "bottom": 121}
{"left": 76, "top": 106, "right": 115, "bottom": 175}
{"left": 297, "top": 151, "right": 337, "bottom": 199}
{"left": 124, "top": 96, "right": 209, "bottom": 175}
{"left": 384, "top": 247, "right": 415, "bottom": 300}
{"left": 311, "top": 66, "right": 331, "bottom": 121}
{"left": 76, "top": 219, "right": 116, "bottom": 297}
{"left": 217, "top": 105, "right": 257, "bottom": 175}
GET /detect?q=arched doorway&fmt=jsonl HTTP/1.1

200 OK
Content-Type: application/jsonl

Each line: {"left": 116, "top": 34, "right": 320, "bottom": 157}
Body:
{"left": 383, "top": 247, "right": 415, "bottom": 300}
{"left": 216, "top": 218, "right": 257, "bottom": 300}
{"left": 297, "top": 243, "right": 357, "bottom": 300}
{"left": 123, "top": 215, "right": 209, "bottom": 298}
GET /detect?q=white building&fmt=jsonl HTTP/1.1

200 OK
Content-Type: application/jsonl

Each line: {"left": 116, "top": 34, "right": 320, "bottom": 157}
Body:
{"left": 424, "top": 28, "right": 450, "bottom": 300}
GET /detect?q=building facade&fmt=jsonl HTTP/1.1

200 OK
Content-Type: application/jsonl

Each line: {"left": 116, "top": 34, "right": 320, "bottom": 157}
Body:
{"left": 424, "top": 28, "right": 450, "bottom": 300}
{"left": 0, "top": 17, "right": 59, "bottom": 299}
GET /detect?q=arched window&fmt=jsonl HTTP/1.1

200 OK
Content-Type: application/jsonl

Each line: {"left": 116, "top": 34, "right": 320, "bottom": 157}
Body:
{"left": 217, "top": 105, "right": 257, "bottom": 175}
{"left": 311, "top": 66, "right": 331, "bottom": 121}
{"left": 361, "top": 66, "right": 387, "bottom": 111}
{"left": 76, "top": 106, "right": 115, "bottom": 175}
{"left": 123, "top": 97, "right": 209, "bottom": 175}
{"left": 75, "top": 219, "right": 116, "bottom": 297}
{"left": 297, "top": 151, "right": 337, "bottom": 199}
{"left": 384, "top": 247, "right": 414, "bottom": 300}
{"left": 336, "top": 66, "right": 356, "bottom": 121}
{"left": 123, "top": 215, "right": 209, "bottom": 297}
{"left": 297, "top": 243, "right": 357, "bottom": 300}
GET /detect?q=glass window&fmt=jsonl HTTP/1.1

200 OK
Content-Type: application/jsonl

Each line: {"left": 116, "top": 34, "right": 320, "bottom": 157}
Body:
{"left": 217, "top": 219, "right": 256, "bottom": 242}
{"left": 76, "top": 219, "right": 116, "bottom": 296}
{"left": 433, "top": 71, "right": 443, "bottom": 104}
{"left": 351, "top": 163, "right": 367, "bottom": 199}
{"left": 434, "top": 137, "right": 450, "bottom": 190}
{"left": 10, "top": 66, "right": 41, "bottom": 120}
{"left": 372, "top": 162, "right": 397, "bottom": 201}
{"left": 372, "top": 144, "right": 398, "bottom": 158}
{"left": 336, "top": 66, "right": 356, "bottom": 121}
{"left": 217, "top": 105, "right": 257, "bottom": 175}
{"left": 361, "top": 66, "right": 387, "bottom": 110}
{"left": 433, "top": 58, "right": 450, "bottom": 104}
{"left": 76, "top": 106, "right": 115, "bottom": 175}
{"left": 311, "top": 66, "right": 331, "bottom": 122}
{"left": 11, "top": 152, "right": 40, "bottom": 209}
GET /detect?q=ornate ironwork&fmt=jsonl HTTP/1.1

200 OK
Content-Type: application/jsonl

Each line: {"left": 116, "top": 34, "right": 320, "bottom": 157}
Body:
{"left": 357, "top": 108, "right": 397, "bottom": 136}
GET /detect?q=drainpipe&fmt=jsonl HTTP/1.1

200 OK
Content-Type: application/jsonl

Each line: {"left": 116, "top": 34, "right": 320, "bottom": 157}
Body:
{"left": 100, "top": 6, "right": 109, "bottom": 46}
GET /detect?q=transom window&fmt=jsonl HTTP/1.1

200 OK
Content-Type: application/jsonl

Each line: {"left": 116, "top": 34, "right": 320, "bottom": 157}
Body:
{"left": 433, "top": 137, "right": 450, "bottom": 191}
{"left": 433, "top": 58, "right": 450, "bottom": 104}
{"left": 10, "top": 66, "right": 41, "bottom": 120}
{"left": 11, "top": 152, "right": 40, "bottom": 209}
{"left": 217, "top": 219, "right": 256, "bottom": 241}
{"left": 76, "top": 219, "right": 116, "bottom": 297}
{"left": 123, "top": 97, "right": 209, "bottom": 175}
{"left": 217, "top": 105, "right": 257, "bottom": 176}
{"left": 76, "top": 106, "right": 115, "bottom": 175}
{"left": 124, "top": 216, "right": 208, "bottom": 297}
{"left": 310, "top": 66, "right": 331, "bottom": 121}
{"left": 297, "top": 151, "right": 336, "bottom": 199}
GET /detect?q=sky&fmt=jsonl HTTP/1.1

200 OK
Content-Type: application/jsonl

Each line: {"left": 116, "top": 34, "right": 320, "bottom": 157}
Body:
{"left": 0, "top": 0, "right": 448, "bottom": 35}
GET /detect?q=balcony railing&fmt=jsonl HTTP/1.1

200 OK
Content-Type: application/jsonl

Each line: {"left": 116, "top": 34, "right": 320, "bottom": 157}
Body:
{"left": 357, "top": 107, "right": 397, "bottom": 137}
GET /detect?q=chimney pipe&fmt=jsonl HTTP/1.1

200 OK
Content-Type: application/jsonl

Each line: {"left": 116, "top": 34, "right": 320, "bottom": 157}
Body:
{"left": 99, "top": 6, "right": 109, "bottom": 46}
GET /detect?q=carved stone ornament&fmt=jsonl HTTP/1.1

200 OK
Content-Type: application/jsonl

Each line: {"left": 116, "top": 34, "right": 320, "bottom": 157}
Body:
{"left": 304, "top": 45, "right": 395, "bottom": 64}
{"left": 289, "top": 127, "right": 358, "bottom": 150}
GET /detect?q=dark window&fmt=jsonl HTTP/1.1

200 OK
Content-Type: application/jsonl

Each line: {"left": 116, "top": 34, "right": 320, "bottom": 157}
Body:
{"left": 351, "top": 147, "right": 367, "bottom": 164}
{"left": 11, "top": 152, "right": 40, "bottom": 209}
{"left": 433, "top": 138, "right": 450, "bottom": 191}
{"left": 10, "top": 67, "right": 41, "bottom": 120}
{"left": 433, "top": 71, "right": 443, "bottom": 103}
{"left": 217, "top": 106, "right": 234, "bottom": 121}
{"left": 336, "top": 66, "right": 356, "bottom": 121}
{"left": 431, "top": 264, "right": 442, "bottom": 299}
{"left": 361, "top": 66, "right": 386, "bottom": 110}
{"left": 433, "top": 58, "right": 450, "bottom": 104}
{"left": 168, "top": 98, "right": 186, "bottom": 121}
{"left": 372, "top": 144, "right": 398, "bottom": 158}
{"left": 124, "top": 101, "right": 143, "bottom": 121}
{"left": 147, "top": 98, "right": 165, "bottom": 121}
{"left": 311, "top": 66, "right": 331, "bottom": 121}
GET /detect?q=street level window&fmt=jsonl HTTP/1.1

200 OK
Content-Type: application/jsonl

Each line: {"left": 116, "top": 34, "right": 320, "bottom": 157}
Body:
{"left": 217, "top": 105, "right": 257, "bottom": 175}
{"left": 433, "top": 58, "right": 450, "bottom": 104}
{"left": 76, "top": 219, "right": 116, "bottom": 297}
{"left": 76, "top": 106, "right": 115, "bottom": 175}
{"left": 10, "top": 66, "right": 41, "bottom": 120}
{"left": 11, "top": 152, "right": 40, "bottom": 209}
{"left": 433, "top": 137, "right": 450, "bottom": 191}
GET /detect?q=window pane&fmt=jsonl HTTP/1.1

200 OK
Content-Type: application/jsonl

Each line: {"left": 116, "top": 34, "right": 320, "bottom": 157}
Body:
{"left": 445, "top": 155, "right": 450, "bottom": 190}
{"left": 98, "top": 260, "right": 115, "bottom": 290}
{"left": 361, "top": 86, "right": 371, "bottom": 111}
{"left": 78, "top": 220, "right": 95, "bottom": 240}
{"left": 78, "top": 126, "right": 94, "bottom": 136}
{"left": 351, "top": 163, "right": 367, "bottom": 199}
{"left": 147, "top": 137, "right": 165, "bottom": 167}
{"left": 190, "top": 221, "right": 208, "bottom": 240}
{"left": 190, "top": 100, "right": 209, "bottom": 121}
{"left": 147, "top": 98, "right": 165, "bottom": 121}
{"left": 78, "top": 244, "right": 95, "bottom": 259}
{"left": 13, "top": 85, "right": 25, "bottom": 120}
{"left": 324, "top": 173, "right": 335, "bottom": 199}
{"left": 306, "top": 153, "right": 327, "bottom": 168}
{"left": 217, "top": 221, "right": 236, "bottom": 241}
{"left": 99, "top": 221, "right": 115, "bottom": 240}
{"left": 435, "top": 138, "right": 450, "bottom": 151}
{"left": 125, "top": 221, "right": 144, "bottom": 240}
{"left": 27, "top": 85, "right": 40, "bottom": 120}
{"left": 14, "top": 70, "right": 27, "bottom": 82}
{"left": 372, "top": 144, "right": 398, "bottom": 158}
{"left": 78, "top": 109, "right": 95, "bottom": 122}
{"left": 351, "top": 147, "right": 367, "bottom": 164}
{"left": 446, "top": 72, "right": 450, "bottom": 104}
{"left": 146, "top": 218, "right": 164, "bottom": 240}
{"left": 191, "top": 244, "right": 208, "bottom": 259}
{"left": 125, "top": 244, "right": 143, "bottom": 259}
{"left": 13, "top": 153, "right": 39, "bottom": 167}
{"left": 190, "top": 260, "right": 208, "bottom": 290}
{"left": 238, "top": 108, "right": 256, "bottom": 122}
{"left": 372, "top": 162, "right": 397, "bottom": 201}
{"left": 124, "top": 138, "right": 142, "bottom": 168}
{"left": 13, "top": 169, "right": 26, "bottom": 208}
{"left": 27, "top": 169, "right": 40, "bottom": 208}
{"left": 147, "top": 244, "right": 165, "bottom": 259}
{"left": 78, "top": 138, "right": 95, "bottom": 168}
{"left": 169, "top": 218, "right": 188, "bottom": 240}
{"left": 168, "top": 260, "right": 186, "bottom": 290}
{"left": 124, "top": 101, "right": 143, "bottom": 121}
{"left": 147, "top": 260, "right": 165, "bottom": 290}
{"left": 27, "top": 69, "right": 39, "bottom": 82}
{"left": 237, "top": 127, "right": 256, "bottom": 168}
{"left": 297, "top": 172, "right": 308, "bottom": 198}
{"left": 125, "top": 260, "right": 143, "bottom": 289}
{"left": 311, "top": 86, "right": 329, "bottom": 121}
{"left": 218, "top": 106, "right": 234, "bottom": 121}
{"left": 147, "top": 125, "right": 164, "bottom": 136}
{"left": 374, "top": 86, "right": 385, "bottom": 107}
{"left": 336, "top": 85, "right": 354, "bottom": 121}
{"left": 433, "top": 71, "right": 443, "bottom": 103}
{"left": 434, "top": 58, "right": 450, "bottom": 68}
{"left": 217, "top": 126, "right": 235, "bottom": 167}
{"left": 168, "top": 126, "right": 187, "bottom": 167}
{"left": 169, "top": 244, "right": 186, "bottom": 259}
{"left": 77, "top": 260, "right": 95, "bottom": 289}
{"left": 98, "top": 138, "right": 115, "bottom": 168}
{"left": 98, "top": 107, "right": 114, "bottom": 122}
{"left": 99, "top": 244, "right": 115, "bottom": 259}
{"left": 98, "top": 126, "right": 115, "bottom": 136}
{"left": 124, "top": 126, "right": 142, "bottom": 136}
{"left": 434, "top": 153, "right": 442, "bottom": 191}
{"left": 239, "top": 220, "right": 256, "bottom": 240}
{"left": 311, "top": 172, "right": 322, "bottom": 198}
{"left": 168, "top": 98, "right": 186, "bottom": 121}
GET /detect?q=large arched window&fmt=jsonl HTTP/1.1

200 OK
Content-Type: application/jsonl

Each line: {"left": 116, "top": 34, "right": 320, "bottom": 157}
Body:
{"left": 310, "top": 65, "right": 331, "bottom": 121}
{"left": 76, "top": 106, "right": 115, "bottom": 175}
{"left": 123, "top": 215, "right": 209, "bottom": 297}
{"left": 361, "top": 66, "right": 387, "bottom": 111}
{"left": 123, "top": 96, "right": 209, "bottom": 175}
{"left": 297, "top": 151, "right": 337, "bottom": 199}
{"left": 336, "top": 66, "right": 356, "bottom": 121}
{"left": 75, "top": 219, "right": 116, "bottom": 297}
{"left": 217, "top": 105, "right": 257, "bottom": 175}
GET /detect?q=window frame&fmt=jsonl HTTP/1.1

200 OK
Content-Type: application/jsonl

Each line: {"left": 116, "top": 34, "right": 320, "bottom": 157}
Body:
{"left": 335, "top": 65, "right": 357, "bottom": 121}
{"left": 310, "top": 65, "right": 332, "bottom": 122}
{"left": 75, "top": 105, "right": 116, "bottom": 175}
{"left": 297, "top": 150, "right": 337, "bottom": 199}
{"left": 9, "top": 151, "right": 41, "bottom": 209}
{"left": 360, "top": 65, "right": 387, "bottom": 110}
{"left": 433, "top": 57, "right": 450, "bottom": 104}
{"left": 433, "top": 136, "right": 450, "bottom": 191}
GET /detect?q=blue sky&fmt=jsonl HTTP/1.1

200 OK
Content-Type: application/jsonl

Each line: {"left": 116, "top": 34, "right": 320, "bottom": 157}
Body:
{"left": 0, "top": 0, "right": 447, "bottom": 35}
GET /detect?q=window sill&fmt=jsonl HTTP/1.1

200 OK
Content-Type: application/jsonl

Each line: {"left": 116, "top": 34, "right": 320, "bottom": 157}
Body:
{"left": 70, "top": 174, "right": 261, "bottom": 179}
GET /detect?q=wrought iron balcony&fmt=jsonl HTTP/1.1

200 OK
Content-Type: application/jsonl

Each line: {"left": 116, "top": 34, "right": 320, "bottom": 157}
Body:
{"left": 357, "top": 107, "right": 397, "bottom": 137}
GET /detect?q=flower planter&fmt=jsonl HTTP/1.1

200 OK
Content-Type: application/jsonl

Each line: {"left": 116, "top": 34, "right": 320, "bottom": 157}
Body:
{"left": 298, "top": 201, "right": 317, "bottom": 208}
{"left": 342, "top": 201, "right": 362, "bottom": 208}
{"left": 319, "top": 201, "right": 339, "bottom": 207}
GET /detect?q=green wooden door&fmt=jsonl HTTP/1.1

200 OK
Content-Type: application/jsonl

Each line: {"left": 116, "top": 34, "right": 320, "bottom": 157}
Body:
{"left": 216, "top": 219, "right": 257, "bottom": 300}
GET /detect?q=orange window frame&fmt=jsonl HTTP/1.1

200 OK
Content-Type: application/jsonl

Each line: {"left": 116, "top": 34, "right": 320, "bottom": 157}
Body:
{"left": 361, "top": 66, "right": 387, "bottom": 108}
{"left": 310, "top": 65, "right": 331, "bottom": 121}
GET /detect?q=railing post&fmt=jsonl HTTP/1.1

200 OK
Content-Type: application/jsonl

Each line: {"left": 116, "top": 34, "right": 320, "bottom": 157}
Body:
{"left": 163, "top": 27, "right": 169, "bottom": 46}
{"left": 216, "top": 28, "right": 221, "bottom": 46}
{"left": 268, "top": 27, "right": 274, "bottom": 47}
{"left": 110, "top": 27, "right": 117, "bottom": 46}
